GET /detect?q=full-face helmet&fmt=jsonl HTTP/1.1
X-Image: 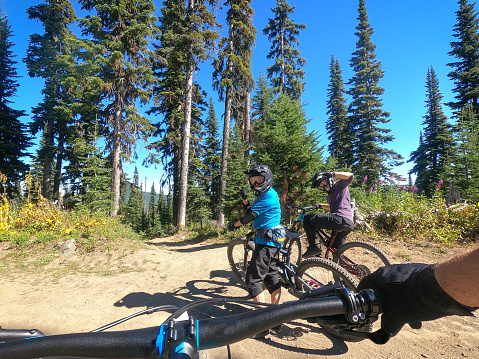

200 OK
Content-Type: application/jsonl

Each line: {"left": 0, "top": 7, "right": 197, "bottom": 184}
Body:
{"left": 311, "top": 172, "right": 334, "bottom": 194}
{"left": 244, "top": 164, "right": 273, "bottom": 196}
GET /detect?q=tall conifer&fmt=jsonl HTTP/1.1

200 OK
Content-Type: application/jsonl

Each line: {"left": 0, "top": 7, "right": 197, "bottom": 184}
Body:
{"left": 0, "top": 16, "right": 31, "bottom": 195}
{"left": 263, "top": 0, "right": 306, "bottom": 99}
{"left": 347, "top": 0, "right": 402, "bottom": 184}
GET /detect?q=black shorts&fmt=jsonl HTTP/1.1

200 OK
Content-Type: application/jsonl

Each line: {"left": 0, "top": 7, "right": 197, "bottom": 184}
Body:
{"left": 245, "top": 243, "right": 281, "bottom": 298}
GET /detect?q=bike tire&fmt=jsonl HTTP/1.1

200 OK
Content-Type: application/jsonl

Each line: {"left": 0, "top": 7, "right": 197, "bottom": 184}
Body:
{"left": 227, "top": 238, "right": 252, "bottom": 288}
{"left": 295, "top": 258, "right": 374, "bottom": 342}
{"left": 333, "top": 240, "right": 392, "bottom": 283}
{"left": 287, "top": 237, "right": 302, "bottom": 266}
{"left": 295, "top": 257, "right": 358, "bottom": 292}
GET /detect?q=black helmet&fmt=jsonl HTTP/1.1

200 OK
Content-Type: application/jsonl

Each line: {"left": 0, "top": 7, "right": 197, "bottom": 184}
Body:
{"left": 311, "top": 172, "right": 334, "bottom": 193}
{"left": 244, "top": 164, "right": 273, "bottom": 196}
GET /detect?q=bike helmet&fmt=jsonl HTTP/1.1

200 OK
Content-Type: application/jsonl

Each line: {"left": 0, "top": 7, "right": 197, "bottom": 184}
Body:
{"left": 311, "top": 172, "right": 334, "bottom": 194}
{"left": 244, "top": 164, "right": 273, "bottom": 196}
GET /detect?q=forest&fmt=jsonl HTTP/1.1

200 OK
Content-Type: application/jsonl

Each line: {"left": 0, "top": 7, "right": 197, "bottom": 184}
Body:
{"left": 0, "top": 0, "right": 478, "bottom": 245}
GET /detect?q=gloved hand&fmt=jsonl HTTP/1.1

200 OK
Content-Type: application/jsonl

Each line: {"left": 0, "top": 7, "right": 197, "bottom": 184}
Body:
{"left": 239, "top": 187, "right": 248, "bottom": 200}
{"left": 357, "top": 263, "right": 476, "bottom": 344}
{"left": 228, "top": 222, "right": 239, "bottom": 232}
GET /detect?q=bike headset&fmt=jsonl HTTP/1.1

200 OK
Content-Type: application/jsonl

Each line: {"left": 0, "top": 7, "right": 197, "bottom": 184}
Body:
{"left": 311, "top": 172, "right": 334, "bottom": 194}
{"left": 245, "top": 164, "right": 273, "bottom": 196}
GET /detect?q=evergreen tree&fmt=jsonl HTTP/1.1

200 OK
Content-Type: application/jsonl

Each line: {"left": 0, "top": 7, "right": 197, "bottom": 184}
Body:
{"left": 65, "top": 135, "right": 111, "bottom": 211}
{"left": 408, "top": 132, "right": 429, "bottom": 195}
{"left": 347, "top": 0, "right": 402, "bottom": 185}
{"left": 447, "top": 0, "right": 479, "bottom": 114}
{"left": 446, "top": 104, "right": 479, "bottom": 201}
{"left": 408, "top": 67, "right": 453, "bottom": 196}
{"left": 213, "top": 0, "right": 255, "bottom": 225}
{"left": 124, "top": 167, "right": 144, "bottom": 231}
{"left": 0, "top": 15, "right": 31, "bottom": 196}
{"left": 148, "top": 183, "right": 157, "bottom": 228}
{"left": 147, "top": 0, "right": 215, "bottom": 227}
{"left": 203, "top": 97, "right": 222, "bottom": 218}
{"left": 177, "top": 0, "right": 219, "bottom": 229}
{"left": 326, "top": 55, "right": 351, "bottom": 168}
{"left": 253, "top": 94, "right": 323, "bottom": 212}
{"left": 263, "top": 0, "right": 306, "bottom": 99}
{"left": 24, "top": 0, "right": 77, "bottom": 202}
{"left": 78, "top": 0, "right": 158, "bottom": 216}
{"left": 223, "top": 123, "right": 249, "bottom": 223}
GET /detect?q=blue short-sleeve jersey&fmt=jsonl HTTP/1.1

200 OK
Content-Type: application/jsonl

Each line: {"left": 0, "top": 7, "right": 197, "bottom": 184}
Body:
{"left": 250, "top": 187, "right": 282, "bottom": 248}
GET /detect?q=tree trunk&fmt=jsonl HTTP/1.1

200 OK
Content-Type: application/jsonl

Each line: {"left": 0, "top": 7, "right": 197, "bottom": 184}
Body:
{"left": 178, "top": 4, "right": 195, "bottom": 229}
{"left": 110, "top": 102, "right": 122, "bottom": 217}
{"left": 244, "top": 93, "right": 251, "bottom": 159}
{"left": 52, "top": 139, "right": 64, "bottom": 204}
{"left": 218, "top": 24, "right": 235, "bottom": 227}
{"left": 42, "top": 118, "right": 54, "bottom": 201}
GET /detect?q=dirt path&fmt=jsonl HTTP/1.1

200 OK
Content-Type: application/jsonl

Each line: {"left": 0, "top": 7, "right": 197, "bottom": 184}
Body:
{"left": 1, "top": 235, "right": 478, "bottom": 358}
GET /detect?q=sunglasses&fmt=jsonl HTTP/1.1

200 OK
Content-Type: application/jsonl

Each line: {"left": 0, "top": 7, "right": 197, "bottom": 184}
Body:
{"left": 249, "top": 175, "right": 264, "bottom": 186}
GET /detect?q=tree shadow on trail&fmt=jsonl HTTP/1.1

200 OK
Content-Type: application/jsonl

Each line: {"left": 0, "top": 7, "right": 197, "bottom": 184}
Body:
{"left": 113, "top": 269, "right": 251, "bottom": 318}
{"left": 145, "top": 240, "right": 227, "bottom": 252}
{"left": 112, "top": 268, "right": 351, "bottom": 356}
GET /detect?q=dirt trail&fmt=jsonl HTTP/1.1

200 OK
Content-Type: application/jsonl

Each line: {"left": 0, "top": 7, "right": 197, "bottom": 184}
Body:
{"left": 1, "top": 235, "right": 478, "bottom": 358}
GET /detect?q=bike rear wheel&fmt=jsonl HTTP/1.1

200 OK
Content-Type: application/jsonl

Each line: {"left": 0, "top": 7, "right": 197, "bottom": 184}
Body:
{"left": 332, "top": 240, "right": 392, "bottom": 283}
{"left": 295, "top": 257, "right": 358, "bottom": 292}
{"left": 227, "top": 238, "right": 253, "bottom": 287}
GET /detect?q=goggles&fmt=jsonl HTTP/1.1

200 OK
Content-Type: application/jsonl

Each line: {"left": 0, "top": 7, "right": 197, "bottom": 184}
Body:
{"left": 249, "top": 175, "right": 264, "bottom": 186}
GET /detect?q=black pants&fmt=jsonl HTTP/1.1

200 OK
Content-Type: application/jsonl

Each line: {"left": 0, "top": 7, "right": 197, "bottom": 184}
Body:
{"left": 303, "top": 213, "right": 354, "bottom": 250}
{"left": 245, "top": 244, "right": 281, "bottom": 298}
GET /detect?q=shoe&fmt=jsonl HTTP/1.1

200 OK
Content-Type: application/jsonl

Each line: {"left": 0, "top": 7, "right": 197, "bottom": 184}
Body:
{"left": 303, "top": 246, "right": 322, "bottom": 258}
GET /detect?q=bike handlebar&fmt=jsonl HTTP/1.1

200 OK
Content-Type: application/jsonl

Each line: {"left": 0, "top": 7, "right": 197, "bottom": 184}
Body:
{"left": 287, "top": 205, "right": 320, "bottom": 211}
{"left": 0, "top": 289, "right": 380, "bottom": 359}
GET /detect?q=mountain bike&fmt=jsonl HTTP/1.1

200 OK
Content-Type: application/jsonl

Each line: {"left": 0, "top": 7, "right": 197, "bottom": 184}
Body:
{"left": 0, "top": 282, "right": 382, "bottom": 359}
{"left": 287, "top": 205, "right": 392, "bottom": 283}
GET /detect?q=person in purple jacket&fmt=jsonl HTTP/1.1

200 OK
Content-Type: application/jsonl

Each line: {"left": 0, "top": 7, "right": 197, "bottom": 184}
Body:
{"left": 302, "top": 171, "right": 355, "bottom": 258}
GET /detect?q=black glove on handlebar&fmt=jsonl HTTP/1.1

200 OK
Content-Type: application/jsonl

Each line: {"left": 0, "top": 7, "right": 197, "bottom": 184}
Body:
{"left": 357, "top": 263, "right": 476, "bottom": 344}
{"left": 228, "top": 223, "right": 239, "bottom": 232}
{"left": 239, "top": 187, "right": 248, "bottom": 200}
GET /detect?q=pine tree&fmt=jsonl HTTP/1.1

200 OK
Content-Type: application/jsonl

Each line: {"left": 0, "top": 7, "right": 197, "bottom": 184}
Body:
{"left": 147, "top": 0, "right": 215, "bottom": 227}
{"left": 213, "top": 0, "right": 255, "bottom": 225}
{"left": 447, "top": 0, "right": 479, "bottom": 114}
{"left": 263, "top": 0, "right": 306, "bottom": 99}
{"left": 347, "top": 0, "right": 403, "bottom": 185}
{"left": 447, "top": 104, "right": 479, "bottom": 201}
{"left": 253, "top": 94, "right": 323, "bottom": 211}
{"left": 408, "top": 132, "right": 429, "bottom": 195}
{"left": 148, "top": 183, "right": 157, "bottom": 228}
{"left": 408, "top": 67, "right": 453, "bottom": 196}
{"left": 223, "top": 123, "right": 249, "bottom": 223}
{"left": 0, "top": 16, "right": 31, "bottom": 196}
{"left": 203, "top": 98, "right": 222, "bottom": 218}
{"left": 124, "top": 167, "right": 144, "bottom": 231}
{"left": 24, "top": 0, "right": 77, "bottom": 201}
{"left": 326, "top": 55, "right": 351, "bottom": 168}
{"left": 78, "top": 0, "right": 158, "bottom": 217}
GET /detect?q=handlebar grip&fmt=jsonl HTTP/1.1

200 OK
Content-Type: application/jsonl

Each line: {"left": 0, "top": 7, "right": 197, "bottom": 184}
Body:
{"left": 198, "top": 296, "right": 347, "bottom": 349}
{"left": 0, "top": 327, "right": 160, "bottom": 359}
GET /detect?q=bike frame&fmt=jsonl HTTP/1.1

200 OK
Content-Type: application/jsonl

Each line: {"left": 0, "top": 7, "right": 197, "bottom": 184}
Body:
{"left": 238, "top": 232, "right": 332, "bottom": 295}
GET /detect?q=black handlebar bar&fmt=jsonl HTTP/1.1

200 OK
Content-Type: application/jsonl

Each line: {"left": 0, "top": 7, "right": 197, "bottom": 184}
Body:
{"left": 0, "top": 288, "right": 380, "bottom": 359}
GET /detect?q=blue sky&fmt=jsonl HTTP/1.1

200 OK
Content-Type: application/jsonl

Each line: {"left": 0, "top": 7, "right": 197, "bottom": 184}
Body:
{"left": 1, "top": 0, "right": 464, "bottom": 190}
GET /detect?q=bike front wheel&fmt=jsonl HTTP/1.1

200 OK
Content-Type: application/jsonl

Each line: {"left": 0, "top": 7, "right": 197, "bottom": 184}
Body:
{"left": 333, "top": 240, "right": 392, "bottom": 283}
{"left": 227, "top": 238, "right": 253, "bottom": 288}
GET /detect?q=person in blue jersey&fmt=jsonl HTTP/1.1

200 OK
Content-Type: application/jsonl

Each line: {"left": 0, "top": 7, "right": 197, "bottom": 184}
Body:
{"left": 229, "top": 164, "right": 284, "bottom": 304}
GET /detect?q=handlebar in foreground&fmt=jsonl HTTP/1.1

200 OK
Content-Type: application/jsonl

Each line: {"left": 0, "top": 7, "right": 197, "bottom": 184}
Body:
{"left": 0, "top": 288, "right": 380, "bottom": 359}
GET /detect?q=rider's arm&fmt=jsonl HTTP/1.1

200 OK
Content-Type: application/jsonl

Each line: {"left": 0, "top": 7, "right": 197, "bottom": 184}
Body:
{"left": 435, "top": 244, "right": 479, "bottom": 307}
{"left": 333, "top": 172, "right": 353, "bottom": 181}
{"left": 318, "top": 203, "right": 330, "bottom": 211}
{"left": 232, "top": 208, "right": 258, "bottom": 228}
